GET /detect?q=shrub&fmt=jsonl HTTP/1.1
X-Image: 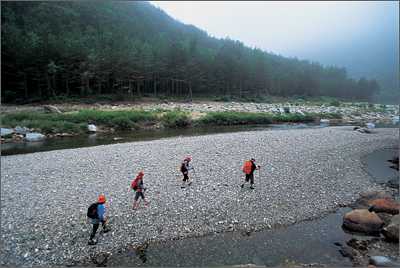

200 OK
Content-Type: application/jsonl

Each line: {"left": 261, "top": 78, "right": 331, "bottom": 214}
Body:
{"left": 161, "top": 110, "right": 191, "bottom": 128}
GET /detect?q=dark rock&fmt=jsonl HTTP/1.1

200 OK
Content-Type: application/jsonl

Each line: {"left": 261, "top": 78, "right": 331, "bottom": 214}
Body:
{"left": 386, "top": 179, "right": 399, "bottom": 189}
{"left": 346, "top": 238, "right": 368, "bottom": 251}
{"left": 376, "top": 212, "right": 393, "bottom": 227}
{"left": 343, "top": 209, "right": 384, "bottom": 235}
{"left": 382, "top": 214, "right": 399, "bottom": 242}
{"left": 356, "top": 127, "right": 371, "bottom": 134}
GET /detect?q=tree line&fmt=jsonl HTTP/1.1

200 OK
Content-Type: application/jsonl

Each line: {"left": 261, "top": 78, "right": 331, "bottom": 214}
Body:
{"left": 1, "top": 1, "right": 380, "bottom": 103}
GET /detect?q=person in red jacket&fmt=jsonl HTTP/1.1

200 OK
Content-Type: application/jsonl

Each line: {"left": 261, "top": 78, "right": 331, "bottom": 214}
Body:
{"left": 241, "top": 158, "right": 260, "bottom": 189}
{"left": 180, "top": 156, "right": 194, "bottom": 188}
{"left": 131, "top": 171, "right": 149, "bottom": 210}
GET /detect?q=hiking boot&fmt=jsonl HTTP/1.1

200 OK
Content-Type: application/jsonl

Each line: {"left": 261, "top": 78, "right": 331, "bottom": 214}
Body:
{"left": 250, "top": 185, "right": 254, "bottom": 189}
{"left": 88, "top": 239, "right": 97, "bottom": 245}
{"left": 240, "top": 184, "right": 244, "bottom": 188}
{"left": 103, "top": 227, "right": 111, "bottom": 233}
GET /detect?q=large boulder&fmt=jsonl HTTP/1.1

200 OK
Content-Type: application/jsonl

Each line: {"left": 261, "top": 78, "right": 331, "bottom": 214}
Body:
{"left": 343, "top": 209, "right": 384, "bottom": 235}
{"left": 352, "top": 191, "right": 392, "bottom": 209}
{"left": 368, "top": 198, "right": 400, "bottom": 215}
{"left": 25, "top": 133, "right": 46, "bottom": 142}
{"left": 382, "top": 214, "right": 400, "bottom": 242}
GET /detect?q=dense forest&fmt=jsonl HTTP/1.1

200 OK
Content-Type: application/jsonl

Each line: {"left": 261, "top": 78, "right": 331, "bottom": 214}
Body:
{"left": 1, "top": 1, "right": 381, "bottom": 103}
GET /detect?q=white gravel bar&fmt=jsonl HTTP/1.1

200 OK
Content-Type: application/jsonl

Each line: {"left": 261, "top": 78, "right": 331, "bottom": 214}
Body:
{"left": 1, "top": 126, "right": 398, "bottom": 266}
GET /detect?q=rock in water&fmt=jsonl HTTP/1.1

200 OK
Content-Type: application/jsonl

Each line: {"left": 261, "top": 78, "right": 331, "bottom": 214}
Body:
{"left": 391, "top": 115, "right": 399, "bottom": 125}
{"left": 43, "top": 105, "right": 61, "bottom": 114}
{"left": 88, "top": 124, "right": 97, "bottom": 132}
{"left": 382, "top": 214, "right": 400, "bottom": 242}
{"left": 368, "top": 198, "right": 400, "bottom": 215}
{"left": 14, "top": 126, "right": 29, "bottom": 135}
{"left": 343, "top": 209, "right": 384, "bottom": 234}
{"left": 320, "top": 119, "right": 330, "bottom": 126}
{"left": 0, "top": 128, "right": 14, "bottom": 137}
{"left": 25, "top": 133, "right": 46, "bottom": 142}
{"left": 369, "top": 256, "right": 400, "bottom": 267}
{"left": 366, "top": 122, "right": 375, "bottom": 129}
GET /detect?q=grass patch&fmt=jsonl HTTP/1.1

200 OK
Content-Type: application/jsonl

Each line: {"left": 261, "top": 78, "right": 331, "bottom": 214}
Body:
{"left": 195, "top": 111, "right": 341, "bottom": 126}
{"left": 196, "top": 112, "right": 273, "bottom": 125}
{"left": 1, "top": 109, "right": 158, "bottom": 133}
{"left": 161, "top": 110, "right": 192, "bottom": 128}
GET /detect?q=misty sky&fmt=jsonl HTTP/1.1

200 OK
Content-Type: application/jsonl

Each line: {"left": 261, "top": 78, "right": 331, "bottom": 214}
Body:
{"left": 151, "top": 1, "right": 399, "bottom": 81}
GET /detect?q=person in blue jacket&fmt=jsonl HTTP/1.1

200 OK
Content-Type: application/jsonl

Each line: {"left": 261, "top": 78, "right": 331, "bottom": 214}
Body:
{"left": 88, "top": 194, "right": 110, "bottom": 245}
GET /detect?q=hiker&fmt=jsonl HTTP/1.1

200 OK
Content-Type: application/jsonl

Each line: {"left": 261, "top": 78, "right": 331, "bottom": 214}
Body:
{"left": 131, "top": 171, "right": 149, "bottom": 210}
{"left": 87, "top": 194, "right": 110, "bottom": 245}
{"left": 241, "top": 158, "right": 260, "bottom": 189}
{"left": 180, "top": 156, "right": 194, "bottom": 188}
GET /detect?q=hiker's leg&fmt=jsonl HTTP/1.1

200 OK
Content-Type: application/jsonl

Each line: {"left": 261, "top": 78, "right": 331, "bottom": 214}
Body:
{"left": 90, "top": 223, "right": 99, "bottom": 240}
{"left": 250, "top": 174, "right": 254, "bottom": 189}
{"left": 141, "top": 192, "right": 149, "bottom": 206}
{"left": 133, "top": 192, "right": 140, "bottom": 209}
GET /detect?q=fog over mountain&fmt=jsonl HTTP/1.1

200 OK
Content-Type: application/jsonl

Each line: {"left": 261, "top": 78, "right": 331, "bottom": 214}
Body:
{"left": 152, "top": 1, "right": 399, "bottom": 102}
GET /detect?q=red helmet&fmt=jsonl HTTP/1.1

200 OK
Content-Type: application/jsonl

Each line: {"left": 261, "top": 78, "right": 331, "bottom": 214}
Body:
{"left": 184, "top": 156, "right": 192, "bottom": 162}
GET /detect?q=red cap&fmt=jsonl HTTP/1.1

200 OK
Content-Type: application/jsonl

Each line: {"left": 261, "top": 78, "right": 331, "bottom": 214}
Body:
{"left": 98, "top": 194, "right": 106, "bottom": 203}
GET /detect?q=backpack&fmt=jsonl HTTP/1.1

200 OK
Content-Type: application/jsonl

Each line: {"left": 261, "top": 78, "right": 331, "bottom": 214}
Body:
{"left": 131, "top": 178, "right": 139, "bottom": 191}
{"left": 87, "top": 203, "right": 99, "bottom": 219}
{"left": 180, "top": 162, "right": 188, "bottom": 173}
{"left": 242, "top": 160, "right": 253, "bottom": 175}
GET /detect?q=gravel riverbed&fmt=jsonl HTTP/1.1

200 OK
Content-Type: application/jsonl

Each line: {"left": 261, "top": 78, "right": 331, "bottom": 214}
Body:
{"left": 1, "top": 126, "right": 398, "bottom": 266}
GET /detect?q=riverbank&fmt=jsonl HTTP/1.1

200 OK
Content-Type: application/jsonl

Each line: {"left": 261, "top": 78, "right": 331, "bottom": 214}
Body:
{"left": 0, "top": 126, "right": 398, "bottom": 266}
{"left": 1, "top": 100, "right": 398, "bottom": 144}
{"left": 0, "top": 108, "right": 338, "bottom": 144}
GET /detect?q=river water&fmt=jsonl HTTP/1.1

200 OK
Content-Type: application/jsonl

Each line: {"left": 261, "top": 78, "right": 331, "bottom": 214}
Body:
{"left": 1, "top": 123, "right": 317, "bottom": 156}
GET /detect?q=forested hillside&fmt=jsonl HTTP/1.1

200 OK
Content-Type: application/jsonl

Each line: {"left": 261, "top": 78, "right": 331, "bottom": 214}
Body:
{"left": 1, "top": 1, "right": 380, "bottom": 103}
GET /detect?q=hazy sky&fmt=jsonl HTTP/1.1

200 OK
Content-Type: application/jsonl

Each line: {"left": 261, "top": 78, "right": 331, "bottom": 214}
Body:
{"left": 151, "top": 1, "right": 399, "bottom": 80}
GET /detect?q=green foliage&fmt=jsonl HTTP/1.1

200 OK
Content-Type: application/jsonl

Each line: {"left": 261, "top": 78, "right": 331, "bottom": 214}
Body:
{"left": 161, "top": 110, "right": 191, "bottom": 128}
{"left": 196, "top": 111, "right": 323, "bottom": 125}
{"left": 329, "top": 100, "right": 341, "bottom": 107}
{"left": 0, "top": 109, "right": 158, "bottom": 133}
{"left": 1, "top": 1, "right": 380, "bottom": 103}
{"left": 197, "top": 112, "right": 273, "bottom": 125}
